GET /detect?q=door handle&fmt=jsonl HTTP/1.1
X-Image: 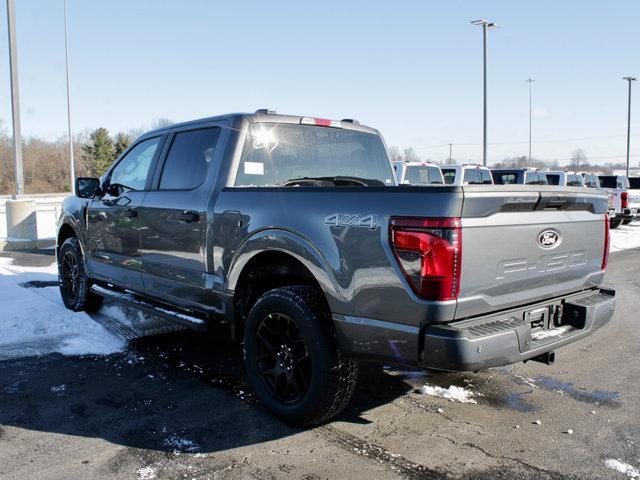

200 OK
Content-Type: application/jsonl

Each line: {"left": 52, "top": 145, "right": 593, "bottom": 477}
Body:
{"left": 123, "top": 208, "right": 137, "bottom": 219}
{"left": 176, "top": 211, "right": 200, "bottom": 223}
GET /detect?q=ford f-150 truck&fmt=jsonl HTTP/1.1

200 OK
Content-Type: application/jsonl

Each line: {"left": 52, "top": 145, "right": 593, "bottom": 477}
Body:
{"left": 57, "top": 111, "right": 615, "bottom": 425}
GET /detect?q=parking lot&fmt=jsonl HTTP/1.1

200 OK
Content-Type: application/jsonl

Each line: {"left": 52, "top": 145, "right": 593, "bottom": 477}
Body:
{"left": 0, "top": 240, "right": 638, "bottom": 480}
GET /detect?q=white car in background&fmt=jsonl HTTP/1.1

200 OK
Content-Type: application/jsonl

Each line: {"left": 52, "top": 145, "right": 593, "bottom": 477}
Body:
{"left": 393, "top": 161, "right": 444, "bottom": 185}
{"left": 440, "top": 164, "right": 493, "bottom": 186}
{"left": 545, "top": 171, "right": 585, "bottom": 187}
{"left": 626, "top": 177, "right": 640, "bottom": 224}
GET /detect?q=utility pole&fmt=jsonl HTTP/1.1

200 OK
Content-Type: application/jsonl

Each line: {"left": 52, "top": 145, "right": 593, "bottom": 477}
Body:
{"left": 471, "top": 19, "right": 497, "bottom": 166}
{"left": 64, "top": 0, "right": 75, "bottom": 193}
{"left": 525, "top": 78, "right": 535, "bottom": 167}
{"left": 6, "top": 0, "right": 23, "bottom": 196}
{"left": 449, "top": 143, "right": 453, "bottom": 164}
{"left": 623, "top": 77, "right": 636, "bottom": 178}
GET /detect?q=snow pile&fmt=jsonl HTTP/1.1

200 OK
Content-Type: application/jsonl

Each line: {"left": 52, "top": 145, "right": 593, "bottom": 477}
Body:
{"left": 610, "top": 221, "right": 640, "bottom": 253}
{"left": 419, "top": 384, "right": 479, "bottom": 404}
{"left": 531, "top": 325, "right": 572, "bottom": 341}
{"left": 0, "top": 257, "right": 125, "bottom": 358}
{"left": 604, "top": 459, "right": 639, "bottom": 478}
{"left": 136, "top": 466, "right": 157, "bottom": 479}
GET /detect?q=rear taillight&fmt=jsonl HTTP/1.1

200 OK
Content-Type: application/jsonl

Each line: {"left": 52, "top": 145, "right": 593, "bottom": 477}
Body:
{"left": 602, "top": 215, "right": 610, "bottom": 271}
{"left": 621, "top": 191, "right": 629, "bottom": 208}
{"left": 300, "top": 117, "right": 342, "bottom": 128}
{"left": 389, "top": 217, "right": 462, "bottom": 301}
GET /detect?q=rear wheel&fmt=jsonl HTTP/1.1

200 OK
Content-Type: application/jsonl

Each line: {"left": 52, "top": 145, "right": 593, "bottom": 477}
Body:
{"left": 622, "top": 218, "right": 633, "bottom": 225}
{"left": 244, "top": 286, "right": 358, "bottom": 426}
{"left": 58, "top": 237, "right": 103, "bottom": 312}
{"left": 610, "top": 217, "right": 624, "bottom": 229}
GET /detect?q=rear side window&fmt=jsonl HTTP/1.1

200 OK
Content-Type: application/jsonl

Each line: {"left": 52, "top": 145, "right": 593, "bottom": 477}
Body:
{"left": 235, "top": 123, "right": 393, "bottom": 187}
{"left": 546, "top": 174, "right": 560, "bottom": 185}
{"left": 159, "top": 128, "right": 220, "bottom": 190}
{"left": 441, "top": 168, "right": 456, "bottom": 184}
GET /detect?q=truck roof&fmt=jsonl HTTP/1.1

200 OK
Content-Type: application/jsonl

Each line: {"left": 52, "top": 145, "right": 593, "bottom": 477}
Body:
{"left": 142, "top": 110, "right": 380, "bottom": 138}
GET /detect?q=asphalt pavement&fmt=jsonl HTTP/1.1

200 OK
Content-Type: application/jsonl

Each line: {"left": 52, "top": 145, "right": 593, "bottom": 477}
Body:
{"left": 0, "top": 248, "right": 638, "bottom": 480}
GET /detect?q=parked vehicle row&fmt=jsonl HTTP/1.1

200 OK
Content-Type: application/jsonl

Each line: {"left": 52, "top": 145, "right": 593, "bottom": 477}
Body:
{"left": 393, "top": 163, "right": 638, "bottom": 229}
{"left": 58, "top": 111, "right": 616, "bottom": 425}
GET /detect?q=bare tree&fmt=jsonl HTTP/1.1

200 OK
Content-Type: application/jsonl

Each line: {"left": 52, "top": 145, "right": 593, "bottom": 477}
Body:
{"left": 569, "top": 148, "right": 589, "bottom": 170}
{"left": 403, "top": 147, "right": 420, "bottom": 163}
{"left": 388, "top": 146, "right": 403, "bottom": 163}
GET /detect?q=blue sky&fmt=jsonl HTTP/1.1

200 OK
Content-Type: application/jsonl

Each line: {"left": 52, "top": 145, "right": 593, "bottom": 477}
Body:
{"left": 0, "top": 0, "right": 638, "bottom": 165}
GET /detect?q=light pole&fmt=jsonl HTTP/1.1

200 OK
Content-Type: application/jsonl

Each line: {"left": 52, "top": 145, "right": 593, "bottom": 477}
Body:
{"left": 623, "top": 77, "right": 636, "bottom": 178}
{"left": 6, "top": 0, "right": 23, "bottom": 196}
{"left": 471, "top": 19, "right": 497, "bottom": 166}
{"left": 449, "top": 143, "right": 453, "bottom": 164}
{"left": 64, "top": 0, "right": 75, "bottom": 193}
{"left": 525, "top": 78, "right": 535, "bottom": 167}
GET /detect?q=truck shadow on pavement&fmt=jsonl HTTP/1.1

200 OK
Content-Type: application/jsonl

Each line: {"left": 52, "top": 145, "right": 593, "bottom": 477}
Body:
{"left": 0, "top": 324, "right": 416, "bottom": 455}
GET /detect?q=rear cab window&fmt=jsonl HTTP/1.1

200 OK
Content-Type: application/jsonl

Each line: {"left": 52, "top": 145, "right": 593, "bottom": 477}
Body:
{"left": 492, "top": 171, "right": 519, "bottom": 185}
{"left": 546, "top": 174, "right": 560, "bottom": 185}
{"left": 404, "top": 165, "right": 443, "bottom": 185}
{"left": 525, "top": 172, "right": 548, "bottom": 185}
{"left": 441, "top": 168, "right": 456, "bottom": 184}
{"left": 235, "top": 123, "right": 394, "bottom": 187}
{"left": 566, "top": 174, "right": 583, "bottom": 187}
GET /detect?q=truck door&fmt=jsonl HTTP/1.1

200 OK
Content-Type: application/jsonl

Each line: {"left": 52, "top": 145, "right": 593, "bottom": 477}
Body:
{"left": 139, "top": 126, "right": 223, "bottom": 311}
{"left": 86, "top": 136, "right": 164, "bottom": 291}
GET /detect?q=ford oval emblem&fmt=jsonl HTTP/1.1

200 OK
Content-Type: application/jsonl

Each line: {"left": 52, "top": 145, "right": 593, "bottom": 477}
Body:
{"left": 538, "top": 229, "right": 560, "bottom": 249}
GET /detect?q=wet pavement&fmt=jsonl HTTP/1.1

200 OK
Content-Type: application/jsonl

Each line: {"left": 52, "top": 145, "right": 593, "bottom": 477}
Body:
{"left": 0, "top": 249, "right": 638, "bottom": 479}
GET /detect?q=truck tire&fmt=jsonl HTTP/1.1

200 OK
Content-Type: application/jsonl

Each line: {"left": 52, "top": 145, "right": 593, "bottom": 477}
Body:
{"left": 57, "top": 237, "right": 103, "bottom": 312}
{"left": 243, "top": 286, "right": 358, "bottom": 426}
{"left": 610, "top": 217, "right": 624, "bottom": 229}
{"left": 622, "top": 218, "right": 633, "bottom": 225}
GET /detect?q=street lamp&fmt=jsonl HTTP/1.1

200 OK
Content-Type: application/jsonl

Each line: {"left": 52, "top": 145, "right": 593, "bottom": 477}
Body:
{"left": 471, "top": 19, "right": 498, "bottom": 166}
{"left": 6, "top": 0, "right": 23, "bottom": 196}
{"left": 64, "top": 0, "right": 75, "bottom": 193}
{"left": 525, "top": 78, "right": 535, "bottom": 167}
{"left": 623, "top": 76, "right": 636, "bottom": 177}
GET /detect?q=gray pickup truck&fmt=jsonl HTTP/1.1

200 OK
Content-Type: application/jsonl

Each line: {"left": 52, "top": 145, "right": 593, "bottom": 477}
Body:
{"left": 57, "top": 111, "right": 615, "bottom": 425}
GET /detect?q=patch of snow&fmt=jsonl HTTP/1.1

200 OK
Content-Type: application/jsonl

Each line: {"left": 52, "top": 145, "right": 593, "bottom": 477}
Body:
{"left": 162, "top": 434, "right": 201, "bottom": 453}
{"left": 419, "top": 384, "right": 479, "bottom": 404}
{"left": 610, "top": 220, "right": 640, "bottom": 253}
{"left": 531, "top": 325, "right": 572, "bottom": 341}
{"left": 136, "top": 466, "right": 157, "bottom": 479}
{"left": 50, "top": 384, "right": 66, "bottom": 394}
{"left": 604, "top": 459, "right": 639, "bottom": 478}
{"left": 0, "top": 257, "right": 125, "bottom": 359}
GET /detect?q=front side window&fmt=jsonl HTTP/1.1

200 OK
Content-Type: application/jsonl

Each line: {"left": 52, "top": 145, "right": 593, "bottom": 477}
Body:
{"left": 109, "top": 137, "right": 161, "bottom": 193}
{"left": 235, "top": 123, "right": 393, "bottom": 187}
{"left": 159, "top": 128, "right": 220, "bottom": 190}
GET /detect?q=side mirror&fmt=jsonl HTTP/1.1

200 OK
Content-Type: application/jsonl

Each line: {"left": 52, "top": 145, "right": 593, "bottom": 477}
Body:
{"left": 75, "top": 177, "right": 101, "bottom": 199}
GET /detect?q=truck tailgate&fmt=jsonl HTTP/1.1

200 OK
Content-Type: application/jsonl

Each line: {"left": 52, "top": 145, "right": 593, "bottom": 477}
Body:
{"left": 456, "top": 186, "right": 608, "bottom": 319}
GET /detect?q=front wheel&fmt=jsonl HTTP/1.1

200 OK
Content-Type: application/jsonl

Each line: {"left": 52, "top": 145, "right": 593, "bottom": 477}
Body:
{"left": 58, "top": 237, "right": 103, "bottom": 312}
{"left": 244, "top": 286, "right": 358, "bottom": 426}
{"left": 610, "top": 217, "right": 624, "bottom": 229}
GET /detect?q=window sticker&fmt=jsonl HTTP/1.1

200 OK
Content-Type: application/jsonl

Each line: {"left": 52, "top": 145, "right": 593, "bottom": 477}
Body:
{"left": 244, "top": 162, "right": 264, "bottom": 175}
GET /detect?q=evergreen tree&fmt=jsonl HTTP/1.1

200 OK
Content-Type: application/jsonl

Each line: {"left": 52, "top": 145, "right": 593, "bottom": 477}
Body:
{"left": 114, "top": 132, "right": 132, "bottom": 158}
{"left": 83, "top": 128, "right": 115, "bottom": 176}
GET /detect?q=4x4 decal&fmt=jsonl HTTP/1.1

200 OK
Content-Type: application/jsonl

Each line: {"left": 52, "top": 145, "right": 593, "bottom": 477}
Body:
{"left": 325, "top": 213, "right": 379, "bottom": 230}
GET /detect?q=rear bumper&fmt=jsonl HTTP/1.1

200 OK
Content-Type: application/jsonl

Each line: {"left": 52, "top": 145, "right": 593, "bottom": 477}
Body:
{"left": 419, "top": 288, "right": 615, "bottom": 371}
{"left": 333, "top": 288, "right": 615, "bottom": 371}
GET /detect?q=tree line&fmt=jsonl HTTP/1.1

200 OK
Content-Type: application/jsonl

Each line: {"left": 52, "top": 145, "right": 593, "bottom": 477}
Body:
{"left": 0, "top": 118, "right": 172, "bottom": 194}
{"left": 0, "top": 123, "right": 625, "bottom": 195}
